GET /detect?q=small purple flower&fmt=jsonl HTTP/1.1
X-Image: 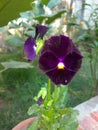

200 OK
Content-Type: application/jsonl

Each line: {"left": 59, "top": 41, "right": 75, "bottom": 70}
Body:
{"left": 24, "top": 37, "right": 36, "bottom": 61}
{"left": 35, "top": 24, "right": 48, "bottom": 39}
{"left": 39, "top": 35, "right": 83, "bottom": 85}
{"left": 24, "top": 24, "right": 48, "bottom": 61}
{"left": 37, "top": 96, "right": 43, "bottom": 106}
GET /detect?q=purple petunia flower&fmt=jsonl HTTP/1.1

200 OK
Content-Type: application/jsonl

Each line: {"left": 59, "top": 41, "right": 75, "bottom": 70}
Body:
{"left": 35, "top": 24, "right": 48, "bottom": 39}
{"left": 24, "top": 37, "right": 36, "bottom": 61}
{"left": 39, "top": 35, "right": 83, "bottom": 85}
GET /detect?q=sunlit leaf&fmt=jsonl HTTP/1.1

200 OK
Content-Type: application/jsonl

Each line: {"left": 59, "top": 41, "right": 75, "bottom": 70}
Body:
{"left": 1, "top": 61, "right": 33, "bottom": 70}
{"left": 48, "top": 0, "right": 61, "bottom": 9}
{"left": 34, "top": 9, "right": 67, "bottom": 24}
{"left": 41, "top": 0, "right": 49, "bottom": 5}
{"left": 60, "top": 109, "right": 79, "bottom": 130}
{"left": 8, "top": 22, "right": 20, "bottom": 28}
{"left": 41, "top": 0, "right": 61, "bottom": 8}
{"left": 25, "top": 30, "right": 35, "bottom": 37}
{"left": 32, "top": 0, "right": 44, "bottom": 17}
{"left": 6, "top": 36, "right": 25, "bottom": 47}
{"left": 20, "top": 11, "right": 33, "bottom": 20}
{"left": 0, "top": 0, "right": 32, "bottom": 27}
{"left": 20, "top": 22, "right": 34, "bottom": 29}
{"left": 37, "top": 87, "right": 47, "bottom": 99}
{"left": 36, "top": 39, "right": 44, "bottom": 54}
{"left": 28, "top": 104, "right": 39, "bottom": 115}
{"left": 52, "top": 85, "right": 68, "bottom": 108}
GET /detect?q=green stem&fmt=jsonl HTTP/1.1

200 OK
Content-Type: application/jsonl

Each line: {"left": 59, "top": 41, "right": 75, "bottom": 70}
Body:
{"left": 47, "top": 79, "right": 51, "bottom": 100}
{"left": 89, "top": 51, "right": 95, "bottom": 88}
{"left": 93, "top": 49, "right": 97, "bottom": 89}
{"left": 53, "top": 85, "right": 58, "bottom": 102}
{"left": 89, "top": 49, "right": 98, "bottom": 94}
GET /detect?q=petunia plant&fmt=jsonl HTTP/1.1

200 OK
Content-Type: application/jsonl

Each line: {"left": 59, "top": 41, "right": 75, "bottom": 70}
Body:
{"left": 23, "top": 23, "right": 83, "bottom": 130}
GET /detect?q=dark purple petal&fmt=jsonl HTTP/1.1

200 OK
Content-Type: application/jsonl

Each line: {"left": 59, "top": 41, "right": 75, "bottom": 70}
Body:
{"left": 24, "top": 37, "right": 36, "bottom": 61}
{"left": 64, "top": 47, "right": 83, "bottom": 72}
{"left": 39, "top": 35, "right": 83, "bottom": 85}
{"left": 46, "top": 68, "right": 76, "bottom": 85}
{"left": 39, "top": 51, "right": 58, "bottom": 73}
{"left": 35, "top": 24, "right": 48, "bottom": 39}
{"left": 41, "top": 35, "right": 73, "bottom": 58}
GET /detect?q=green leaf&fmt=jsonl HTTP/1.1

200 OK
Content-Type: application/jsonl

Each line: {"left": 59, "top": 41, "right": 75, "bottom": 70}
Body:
{"left": 42, "top": 109, "right": 56, "bottom": 122}
{"left": 34, "top": 9, "right": 66, "bottom": 24}
{"left": 94, "top": 41, "right": 98, "bottom": 47}
{"left": 8, "top": 22, "right": 20, "bottom": 28}
{"left": 36, "top": 39, "right": 44, "bottom": 54}
{"left": 20, "top": 11, "right": 33, "bottom": 20}
{"left": 57, "top": 108, "right": 72, "bottom": 115}
{"left": 6, "top": 36, "right": 25, "bottom": 47}
{"left": 36, "top": 87, "right": 47, "bottom": 100}
{"left": 47, "top": 99, "right": 53, "bottom": 106}
{"left": 65, "top": 22, "right": 79, "bottom": 26}
{"left": 25, "top": 30, "right": 35, "bottom": 37}
{"left": 28, "top": 119, "right": 38, "bottom": 130}
{"left": 1, "top": 61, "right": 33, "bottom": 70}
{"left": 83, "top": 3, "right": 91, "bottom": 7}
{"left": 52, "top": 85, "right": 68, "bottom": 108}
{"left": 0, "top": 0, "right": 32, "bottom": 27}
{"left": 41, "top": 0, "right": 49, "bottom": 5}
{"left": 0, "top": 26, "right": 7, "bottom": 33}
{"left": 32, "top": 0, "right": 44, "bottom": 17}
{"left": 20, "top": 22, "right": 34, "bottom": 29}
{"left": 47, "top": 0, "right": 61, "bottom": 9}
{"left": 60, "top": 109, "right": 79, "bottom": 130}
{"left": 28, "top": 104, "right": 39, "bottom": 115}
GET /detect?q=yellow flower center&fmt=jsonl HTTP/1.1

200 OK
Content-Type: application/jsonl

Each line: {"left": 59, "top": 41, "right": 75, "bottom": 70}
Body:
{"left": 57, "top": 62, "right": 65, "bottom": 69}
{"left": 80, "top": 21, "right": 84, "bottom": 25}
{"left": 63, "top": 19, "right": 68, "bottom": 23}
{"left": 70, "top": 6, "right": 74, "bottom": 10}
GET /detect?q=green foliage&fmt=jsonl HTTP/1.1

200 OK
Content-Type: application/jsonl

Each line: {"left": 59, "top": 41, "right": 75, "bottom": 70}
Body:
{"left": 47, "top": 0, "right": 61, "bottom": 9}
{"left": 41, "top": 0, "right": 61, "bottom": 9}
{"left": 52, "top": 85, "right": 68, "bottom": 108}
{"left": 34, "top": 9, "right": 66, "bottom": 24}
{"left": 41, "top": 0, "right": 49, "bottom": 5}
{"left": 20, "top": 11, "right": 33, "bottom": 20}
{"left": 75, "top": 3, "right": 98, "bottom": 90}
{"left": 0, "top": 0, "right": 66, "bottom": 47}
{"left": 65, "top": 22, "right": 79, "bottom": 26}
{"left": 32, "top": 0, "right": 44, "bottom": 17}
{"left": 28, "top": 119, "right": 39, "bottom": 130}
{"left": 28, "top": 104, "right": 39, "bottom": 116}
{"left": 59, "top": 110, "right": 78, "bottom": 130}
{"left": 36, "top": 39, "right": 44, "bottom": 54}
{"left": 0, "top": 0, "right": 32, "bottom": 26}
{"left": 28, "top": 84, "right": 78, "bottom": 130}
{"left": 1, "top": 61, "right": 33, "bottom": 71}
{"left": 0, "top": 53, "right": 96, "bottom": 130}
{"left": 5, "top": 36, "right": 25, "bottom": 47}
